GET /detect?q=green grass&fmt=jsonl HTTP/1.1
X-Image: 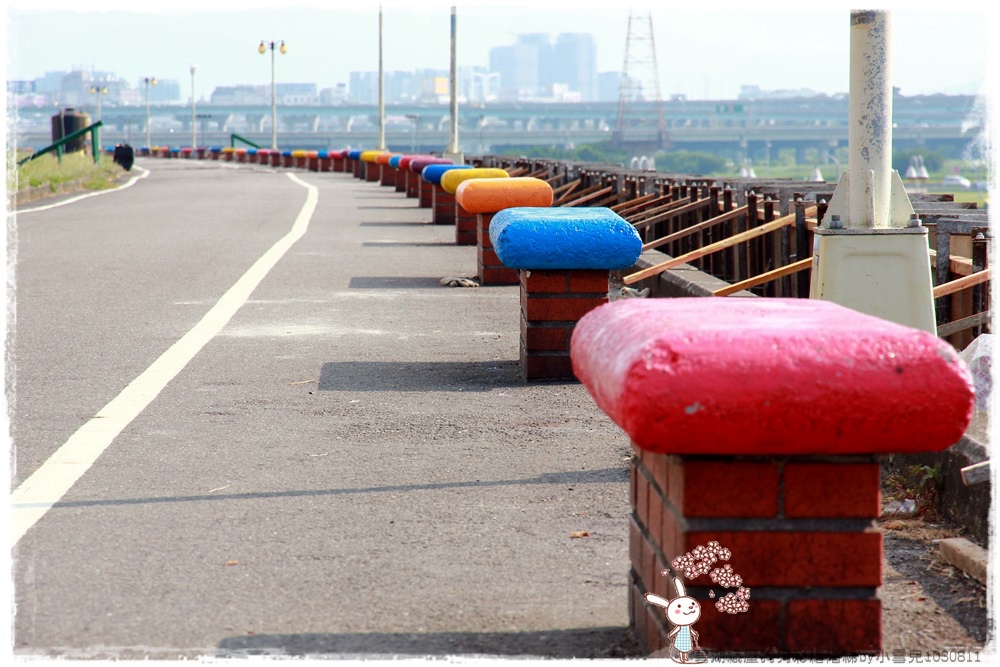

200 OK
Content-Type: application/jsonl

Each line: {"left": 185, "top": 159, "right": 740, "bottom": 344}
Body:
{"left": 9, "top": 150, "right": 125, "bottom": 196}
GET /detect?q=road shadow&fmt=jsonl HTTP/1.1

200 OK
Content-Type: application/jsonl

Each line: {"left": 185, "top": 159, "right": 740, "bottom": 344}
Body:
{"left": 318, "top": 360, "right": 520, "bottom": 392}
{"left": 347, "top": 276, "right": 445, "bottom": 289}
{"left": 362, "top": 241, "right": 456, "bottom": 247}
{"left": 217, "top": 627, "right": 640, "bottom": 659}
{"left": 48, "top": 467, "right": 628, "bottom": 510}
{"left": 359, "top": 221, "right": 430, "bottom": 227}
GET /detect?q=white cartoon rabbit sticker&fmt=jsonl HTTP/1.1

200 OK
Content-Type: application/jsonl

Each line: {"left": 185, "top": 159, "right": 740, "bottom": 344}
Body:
{"left": 645, "top": 576, "right": 707, "bottom": 663}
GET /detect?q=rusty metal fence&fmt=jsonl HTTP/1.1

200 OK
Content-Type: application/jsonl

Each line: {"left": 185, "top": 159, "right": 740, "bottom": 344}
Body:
{"left": 476, "top": 156, "right": 991, "bottom": 350}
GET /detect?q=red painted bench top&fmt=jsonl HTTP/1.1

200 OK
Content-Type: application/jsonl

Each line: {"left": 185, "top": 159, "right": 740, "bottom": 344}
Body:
{"left": 570, "top": 298, "right": 974, "bottom": 456}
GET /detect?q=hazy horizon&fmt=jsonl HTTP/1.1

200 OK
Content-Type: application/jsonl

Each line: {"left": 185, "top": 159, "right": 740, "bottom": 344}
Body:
{"left": 5, "top": 1, "right": 995, "bottom": 105}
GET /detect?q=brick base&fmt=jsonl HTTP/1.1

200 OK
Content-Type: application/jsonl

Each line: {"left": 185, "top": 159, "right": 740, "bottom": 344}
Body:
{"left": 380, "top": 166, "right": 396, "bottom": 187}
{"left": 419, "top": 179, "right": 433, "bottom": 208}
{"left": 365, "top": 163, "right": 381, "bottom": 181}
{"left": 477, "top": 213, "right": 519, "bottom": 285}
{"left": 333, "top": 157, "right": 346, "bottom": 172}
{"left": 352, "top": 160, "right": 362, "bottom": 178}
{"left": 406, "top": 171, "right": 419, "bottom": 198}
{"left": 519, "top": 269, "right": 608, "bottom": 381}
{"left": 456, "top": 204, "right": 477, "bottom": 245}
{"left": 629, "top": 450, "right": 882, "bottom": 657}
{"left": 433, "top": 187, "right": 456, "bottom": 225}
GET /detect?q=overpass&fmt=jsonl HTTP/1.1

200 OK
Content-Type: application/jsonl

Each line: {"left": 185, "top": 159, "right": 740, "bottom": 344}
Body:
{"left": 14, "top": 94, "right": 982, "bottom": 157}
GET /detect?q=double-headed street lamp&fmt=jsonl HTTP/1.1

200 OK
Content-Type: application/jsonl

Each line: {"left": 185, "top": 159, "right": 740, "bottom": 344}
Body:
{"left": 258, "top": 39, "right": 287, "bottom": 150}
{"left": 89, "top": 82, "right": 107, "bottom": 122}
{"left": 143, "top": 76, "right": 157, "bottom": 150}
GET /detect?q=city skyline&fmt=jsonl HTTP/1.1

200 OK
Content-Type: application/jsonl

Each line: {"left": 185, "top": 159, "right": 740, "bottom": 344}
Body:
{"left": 6, "top": 1, "right": 995, "bottom": 107}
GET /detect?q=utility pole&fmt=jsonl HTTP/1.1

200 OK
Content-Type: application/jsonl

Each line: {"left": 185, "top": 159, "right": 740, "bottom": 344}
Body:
{"left": 377, "top": 5, "right": 386, "bottom": 151}
{"left": 443, "top": 6, "right": 463, "bottom": 163}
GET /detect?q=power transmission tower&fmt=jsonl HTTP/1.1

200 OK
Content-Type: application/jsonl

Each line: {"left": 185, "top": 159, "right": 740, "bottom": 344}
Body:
{"left": 614, "top": 10, "right": 668, "bottom": 153}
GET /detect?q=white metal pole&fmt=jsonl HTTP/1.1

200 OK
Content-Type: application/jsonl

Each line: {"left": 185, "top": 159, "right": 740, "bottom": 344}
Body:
{"left": 190, "top": 64, "right": 197, "bottom": 149}
{"left": 444, "top": 6, "right": 462, "bottom": 160}
{"left": 847, "top": 10, "right": 893, "bottom": 229}
{"left": 271, "top": 45, "right": 278, "bottom": 150}
{"left": 377, "top": 6, "right": 386, "bottom": 151}
{"left": 145, "top": 80, "right": 151, "bottom": 150}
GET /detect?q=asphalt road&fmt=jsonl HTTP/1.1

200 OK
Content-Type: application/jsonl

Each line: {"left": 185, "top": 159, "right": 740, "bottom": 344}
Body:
{"left": 9, "top": 158, "right": 636, "bottom": 659}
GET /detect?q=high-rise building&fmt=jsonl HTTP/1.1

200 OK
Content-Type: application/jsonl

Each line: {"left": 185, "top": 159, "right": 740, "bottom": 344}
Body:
{"left": 490, "top": 32, "right": 597, "bottom": 101}
{"left": 349, "top": 71, "right": 378, "bottom": 104}
{"left": 598, "top": 71, "right": 624, "bottom": 103}
{"left": 554, "top": 33, "right": 597, "bottom": 101}
{"left": 490, "top": 33, "right": 552, "bottom": 101}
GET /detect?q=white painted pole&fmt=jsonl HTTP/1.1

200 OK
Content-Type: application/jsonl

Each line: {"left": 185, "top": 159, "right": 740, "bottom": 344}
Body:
{"left": 190, "top": 64, "right": 197, "bottom": 149}
{"left": 271, "top": 46, "right": 278, "bottom": 150}
{"left": 444, "top": 6, "right": 462, "bottom": 160}
{"left": 847, "top": 10, "right": 893, "bottom": 229}
{"left": 378, "top": 6, "right": 386, "bottom": 151}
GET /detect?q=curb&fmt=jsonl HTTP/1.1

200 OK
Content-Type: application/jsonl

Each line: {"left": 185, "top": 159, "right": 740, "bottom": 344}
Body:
{"left": 939, "top": 537, "right": 988, "bottom": 586}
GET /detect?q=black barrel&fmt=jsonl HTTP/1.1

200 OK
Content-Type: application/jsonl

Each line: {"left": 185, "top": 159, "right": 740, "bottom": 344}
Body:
{"left": 50, "top": 108, "right": 91, "bottom": 153}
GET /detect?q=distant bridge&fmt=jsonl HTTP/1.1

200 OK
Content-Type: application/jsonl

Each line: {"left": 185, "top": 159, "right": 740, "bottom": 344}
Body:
{"left": 14, "top": 95, "right": 982, "bottom": 157}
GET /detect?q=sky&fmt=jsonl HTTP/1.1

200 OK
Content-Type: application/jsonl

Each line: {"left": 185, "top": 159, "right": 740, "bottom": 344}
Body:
{"left": 3, "top": 0, "right": 997, "bottom": 104}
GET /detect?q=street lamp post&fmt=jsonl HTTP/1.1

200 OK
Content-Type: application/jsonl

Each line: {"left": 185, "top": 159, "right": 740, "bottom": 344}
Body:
{"left": 89, "top": 82, "right": 107, "bottom": 121}
{"left": 143, "top": 76, "right": 157, "bottom": 150}
{"left": 405, "top": 114, "right": 420, "bottom": 152}
{"left": 443, "top": 6, "right": 463, "bottom": 162}
{"left": 377, "top": 6, "right": 386, "bottom": 151}
{"left": 258, "top": 39, "right": 287, "bottom": 150}
{"left": 190, "top": 64, "right": 197, "bottom": 149}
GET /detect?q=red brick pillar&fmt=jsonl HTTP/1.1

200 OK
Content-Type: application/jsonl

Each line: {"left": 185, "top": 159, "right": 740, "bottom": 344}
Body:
{"left": 630, "top": 452, "right": 882, "bottom": 656}
{"left": 571, "top": 298, "right": 976, "bottom": 659}
{"left": 418, "top": 178, "right": 433, "bottom": 208}
{"left": 455, "top": 203, "right": 478, "bottom": 245}
{"left": 433, "top": 186, "right": 456, "bottom": 225}
{"left": 477, "top": 213, "right": 519, "bottom": 285}
{"left": 352, "top": 158, "right": 362, "bottom": 178}
{"left": 333, "top": 156, "right": 346, "bottom": 172}
{"left": 406, "top": 170, "right": 418, "bottom": 198}
{"left": 519, "top": 269, "right": 608, "bottom": 381}
{"left": 270, "top": 152, "right": 282, "bottom": 168}
{"left": 380, "top": 165, "right": 396, "bottom": 187}
{"left": 396, "top": 169, "right": 408, "bottom": 193}
{"left": 365, "top": 162, "right": 381, "bottom": 182}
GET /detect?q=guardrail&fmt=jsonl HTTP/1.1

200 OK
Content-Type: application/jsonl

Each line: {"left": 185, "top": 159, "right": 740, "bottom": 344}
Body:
{"left": 17, "top": 121, "right": 104, "bottom": 167}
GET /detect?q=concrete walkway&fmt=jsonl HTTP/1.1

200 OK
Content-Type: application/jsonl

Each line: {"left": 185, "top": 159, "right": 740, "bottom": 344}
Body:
{"left": 11, "top": 159, "right": 635, "bottom": 659}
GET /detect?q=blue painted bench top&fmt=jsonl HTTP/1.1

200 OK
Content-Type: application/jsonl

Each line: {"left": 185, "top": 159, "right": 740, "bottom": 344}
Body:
{"left": 247, "top": 148, "right": 258, "bottom": 155}
{"left": 209, "top": 147, "right": 222, "bottom": 152}
{"left": 168, "top": 147, "right": 181, "bottom": 153}
{"left": 281, "top": 150, "right": 292, "bottom": 157}
{"left": 490, "top": 207, "right": 642, "bottom": 270}
{"left": 347, "top": 150, "right": 363, "bottom": 160}
{"left": 317, "top": 150, "right": 329, "bottom": 158}
{"left": 421, "top": 163, "right": 472, "bottom": 184}
{"left": 389, "top": 155, "right": 403, "bottom": 168}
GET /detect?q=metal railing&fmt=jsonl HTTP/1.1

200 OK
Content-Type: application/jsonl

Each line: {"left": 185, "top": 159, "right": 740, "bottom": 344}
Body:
{"left": 17, "top": 121, "right": 103, "bottom": 167}
{"left": 230, "top": 133, "right": 262, "bottom": 149}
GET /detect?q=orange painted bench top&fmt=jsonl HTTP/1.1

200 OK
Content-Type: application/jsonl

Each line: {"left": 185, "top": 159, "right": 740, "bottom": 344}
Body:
{"left": 455, "top": 177, "right": 553, "bottom": 213}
